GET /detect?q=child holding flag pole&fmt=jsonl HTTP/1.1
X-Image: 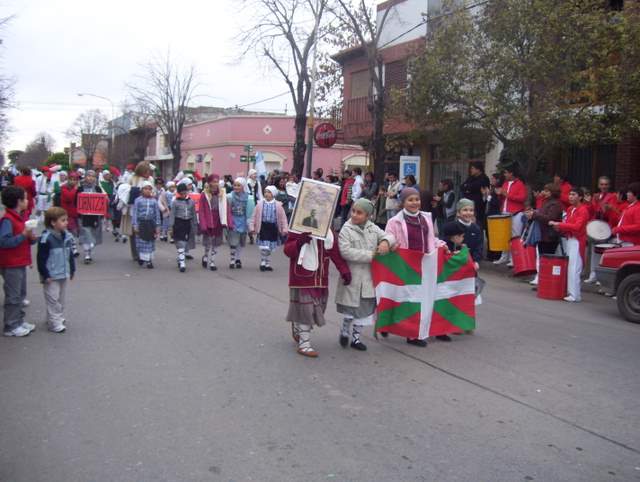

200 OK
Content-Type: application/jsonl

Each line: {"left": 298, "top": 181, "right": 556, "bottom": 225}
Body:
{"left": 336, "top": 198, "right": 394, "bottom": 351}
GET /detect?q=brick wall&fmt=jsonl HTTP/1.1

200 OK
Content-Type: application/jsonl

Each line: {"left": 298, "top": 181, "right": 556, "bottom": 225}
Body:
{"left": 615, "top": 136, "right": 640, "bottom": 188}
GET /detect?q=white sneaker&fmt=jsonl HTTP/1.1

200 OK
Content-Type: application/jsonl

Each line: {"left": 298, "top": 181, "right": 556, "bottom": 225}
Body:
{"left": 563, "top": 295, "right": 578, "bottom": 303}
{"left": 584, "top": 275, "right": 597, "bottom": 284}
{"left": 3, "top": 325, "right": 31, "bottom": 337}
{"left": 22, "top": 299, "right": 30, "bottom": 307}
{"left": 22, "top": 322, "right": 36, "bottom": 333}
{"left": 506, "top": 262, "right": 514, "bottom": 268}
{"left": 529, "top": 277, "right": 539, "bottom": 286}
{"left": 493, "top": 256, "right": 509, "bottom": 265}
{"left": 48, "top": 324, "right": 66, "bottom": 333}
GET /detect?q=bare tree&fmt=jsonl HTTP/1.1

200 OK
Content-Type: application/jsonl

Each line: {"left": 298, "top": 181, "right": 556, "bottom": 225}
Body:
{"left": 239, "top": 0, "right": 330, "bottom": 176}
{"left": 66, "top": 109, "right": 108, "bottom": 168}
{"left": 332, "top": 0, "right": 394, "bottom": 183}
{"left": 127, "top": 52, "right": 197, "bottom": 175}
{"left": 0, "top": 14, "right": 15, "bottom": 148}
{"left": 19, "top": 132, "right": 56, "bottom": 167}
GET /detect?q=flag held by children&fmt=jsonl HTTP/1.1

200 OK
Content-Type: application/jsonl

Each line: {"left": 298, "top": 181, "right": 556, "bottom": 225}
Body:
{"left": 373, "top": 247, "right": 476, "bottom": 338}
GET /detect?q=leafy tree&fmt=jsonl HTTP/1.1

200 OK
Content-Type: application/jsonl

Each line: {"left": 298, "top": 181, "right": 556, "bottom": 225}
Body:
{"left": 403, "top": 0, "right": 640, "bottom": 180}
{"left": 7, "top": 149, "right": 22, "bottom": 164}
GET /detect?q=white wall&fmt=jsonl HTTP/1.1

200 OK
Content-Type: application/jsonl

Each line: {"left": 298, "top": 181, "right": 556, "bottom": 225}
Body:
{"left": 377, "top": 0, "right": 428, "bottom": 49}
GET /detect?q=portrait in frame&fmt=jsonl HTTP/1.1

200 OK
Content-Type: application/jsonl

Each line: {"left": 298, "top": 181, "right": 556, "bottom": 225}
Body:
{"left": 289, "top": 178, "right": 341, "bottom": 240}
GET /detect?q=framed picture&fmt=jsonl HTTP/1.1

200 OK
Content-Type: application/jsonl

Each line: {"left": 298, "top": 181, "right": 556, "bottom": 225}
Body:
{"left": 289, "top": 178, "right": 341, "bottom": 240}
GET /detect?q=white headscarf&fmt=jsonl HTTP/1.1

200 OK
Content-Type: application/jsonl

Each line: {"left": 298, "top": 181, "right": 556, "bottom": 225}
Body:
{"left": 265, "top": 185, "right": 278, "bottom": 200}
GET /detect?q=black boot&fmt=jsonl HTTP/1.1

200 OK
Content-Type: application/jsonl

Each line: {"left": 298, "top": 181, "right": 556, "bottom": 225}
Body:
{"left": 407, "top": 338, "right": 428, "bottom": 347}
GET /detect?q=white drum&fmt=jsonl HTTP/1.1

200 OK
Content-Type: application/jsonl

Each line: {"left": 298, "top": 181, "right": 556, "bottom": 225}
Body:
{"left": 587, "top": 220, "right": 612, "bottom": 243}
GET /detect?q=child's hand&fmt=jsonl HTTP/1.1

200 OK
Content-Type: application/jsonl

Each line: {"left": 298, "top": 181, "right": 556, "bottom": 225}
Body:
{"left": 474, "top": 262, "right": 480, "bottom": 271}
{"left": 376, "top": 240, "right": 390, "bottom": 255}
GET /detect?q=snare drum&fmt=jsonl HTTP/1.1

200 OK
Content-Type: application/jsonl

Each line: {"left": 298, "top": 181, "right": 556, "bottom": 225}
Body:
{"left": 594, "top": 243, "right": 619, "bottom": 254}
{"left": 587, "top": 220, "right": 612, "bottom": 243}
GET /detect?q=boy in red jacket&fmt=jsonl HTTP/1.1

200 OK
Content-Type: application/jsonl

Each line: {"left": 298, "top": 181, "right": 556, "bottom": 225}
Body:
{"left": 284, "top": 230, "right": 351, "bottom": 357}
{"left": 0, "top": 186, "right": 38, "bottom": 337}
{"left": 494, "top": 165, "right": 527, "bottom": 266}
{"left": 612, "top": 182, "right": 640, "bottom": 246}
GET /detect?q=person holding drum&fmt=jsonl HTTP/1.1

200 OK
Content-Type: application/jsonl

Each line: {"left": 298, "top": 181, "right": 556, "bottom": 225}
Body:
{"left": 612, "top": 182, "right": 640, "bottom": 246}
{"left": 549, "top": 187, "right": 590, "bottom": 303}
{"left": 525, "top": 183, "right": 563, "bottom": 286}
{"left": 493, "top": 165, "right": 527, "bottom": 267}
{"left": 593, "top": 176, "right": 618, "bottom": 227}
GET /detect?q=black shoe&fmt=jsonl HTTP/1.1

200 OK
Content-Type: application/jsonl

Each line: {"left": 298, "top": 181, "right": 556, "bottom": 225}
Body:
{"left": 406, "top": 338, "right": 427, "bottom": 347}
{"left": 147, "top": 262, "right": 154, "bottom": 269}
{"left": 380, "top": 331, "right": 389, "bottom": 338}
{"left": 209, "top": 265, "right": 217, "bottom": 271}
{"left": 169, "top": 239, "right": 175, "bottom": 244}
{"left": 138, "top": 259, "right": 144, "bottom": 266}
{"left": 73, "top": 251, "right": 80, "bottom": 258}
{"left": 179, "top": 266, "right": 186, "bottom": 273}
{"left": 260, "top": 265, "right": 266, "bottom": 272}
{"left": 351, "top": 340, "right": 367, "bottom": 351}
{"left": 339, "top": 334, "right": 349, "bottom": 348}
{"left": 202, "top": 257, "right": 207, "bottom": 269}
{"left": 229, "top": 262, "right": 235, "bottom": 269}
{"left": 185, "top": 254, "right": 194, "bottom": 260}
{"left": 265, "top": 266, "right": 273, "bottom": 272}
{"left": 436, "top": 335, "right": 452, "bottom": 342}
{"left": 122, "top": 237, "right": 127, "bottom": 244}
{"left": 235, "top": 260, "right": 242, "bottom": 269}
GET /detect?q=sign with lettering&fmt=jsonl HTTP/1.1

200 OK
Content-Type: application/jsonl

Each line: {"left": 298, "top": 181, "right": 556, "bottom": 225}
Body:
{"left": 189, "top": 193, "right": 201, "bottom": 206}
{"left": 314, "top": 123, "right": 338, "bottom": 148}
{"left": 77, "top": 193, "right": 109, "bottom": 216}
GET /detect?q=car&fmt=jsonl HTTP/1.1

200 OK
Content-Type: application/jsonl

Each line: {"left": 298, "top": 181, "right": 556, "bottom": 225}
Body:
{"left": 595, "top": 245, "right": 640, "bottom": 323}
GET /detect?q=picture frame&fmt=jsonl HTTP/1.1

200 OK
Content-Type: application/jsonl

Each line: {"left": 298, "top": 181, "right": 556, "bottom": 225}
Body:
{"left": 289, "top": 178, "right": 341, "bottom": 240}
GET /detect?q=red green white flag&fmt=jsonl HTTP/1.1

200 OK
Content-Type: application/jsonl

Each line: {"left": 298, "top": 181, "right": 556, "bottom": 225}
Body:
{"left": 373, "top": 247, "right": 476, "bottom": 338}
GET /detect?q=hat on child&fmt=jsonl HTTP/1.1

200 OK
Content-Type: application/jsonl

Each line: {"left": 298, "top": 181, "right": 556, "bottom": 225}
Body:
{"left": 443, "top": 221, "right": 465, "bottom": 238}
{"left": 353, "top": 198, "right": 374, "bottom": 215}
{"left": 456, "top": 198, "right": 474, "bottom": 212}
{"left": 176, "top": 183, "right": 189, "bottom": 194}
{"left": 399, "top": 187, "right": 420, "bottom": 205}
{"left": 141, "top": 180, "right": 154, "bottom": 189}
{"left": 265, "top": 185, "right": 278, "bottom": 198}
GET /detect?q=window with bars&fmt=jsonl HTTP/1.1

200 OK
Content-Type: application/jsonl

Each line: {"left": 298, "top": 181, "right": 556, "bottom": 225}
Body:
{"left": 385, "top": 60, "right": 408, "bottom": 90}
{"left": 350, "top": 70, "right": 370, "bottom": 99}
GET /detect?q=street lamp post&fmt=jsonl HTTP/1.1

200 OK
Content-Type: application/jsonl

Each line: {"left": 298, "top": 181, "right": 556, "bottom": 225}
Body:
{"left": 77, "top": 93, "right": 116, "bottom": 165}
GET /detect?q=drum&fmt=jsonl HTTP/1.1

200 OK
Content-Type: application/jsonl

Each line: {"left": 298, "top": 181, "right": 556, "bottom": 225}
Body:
{"left": 487, "top": 215, "right": 512, "bottom": 252}
{"left": 587, "top": 220, "right": 612, "bottom": 243}
{"left": 510, "top": 237, "right": 537, "bottom": 276}
{"left": 594, "top": 243, "right": 619, "bottom": 254}
{"left": 538, "top": 255, "right": 568, "bottom": 300}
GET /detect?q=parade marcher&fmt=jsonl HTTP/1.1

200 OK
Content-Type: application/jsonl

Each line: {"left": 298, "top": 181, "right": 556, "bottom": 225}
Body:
{"left": 121, "top": 162, "right": 154, "bottom": 261}
{"left": 0, "top": 186, "right": 38, "bottom": 337}
{"left": 385, "top": 187, "right": 446, "bottom": 346}
{"left": 284, "top": 230, "right": 351, "bottom": 358}
{"left": 339, "top": 169, "right": 354, "bottom": 224}
{"left": 612, "top": 182, "right": 640, "bottom": 246}
{"left": 132, "top": 181, "right": 161, "bottom": 269}
{"left": 549, "top": 187, "right": 590, "bottom": 303}
{"left": 249, "top": 185, "right": 288, "bottom": 272}
{"left": 275, "top": 176, "right": 292, "bottom": 221}
{"left": 100, "top": 170, "right": 116, "bottom": 232}
{"left": 37, "top": 207, "right": 75, "bottom": 333}
{"left": 592, "top": 176, "right": 619, "bottom": 228}
{"left": 59, "top": 172, "right": 80, "bottom": 257}
{"left": 227, "top": 177, "right": 254, "bottom": 269}
{"left": 454, "top": 198, "right": 483, "bottom": 269}
{"left": 494, "top": 165, "right": 527, "bottom": 266}
{"left": 336, "top": 198, "right": 393, "bottom": 351}
{"left": 247, "top": 169, "right": 263, "bottom": 204}
{"left": 526, "top": 183, "right": 563, "bottom": 285}
{"left": 76, "top": 170, "right": 104, "bottom": 264}
{"left": 198, "top": 174, "right": 231, "bottom": 271}
{"left": 158, "top": 181, "right": 176, "bottom": 242}
{"left": 554, "top": 173, "right": 573, "bottom": 210}
{"left": 12, "top": 168, "right": 36, "bottom": 219}
{"left": 169, "top": 183, "right": 197, "bottom": 273}
{"left": 51, "top": 170, "right": 67, "bottom": 204}
{"left": 34, "top": 167, "right": 52, "bottom": 221}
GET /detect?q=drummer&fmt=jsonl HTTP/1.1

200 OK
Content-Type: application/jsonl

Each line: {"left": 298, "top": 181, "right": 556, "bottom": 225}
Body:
{"left": 593, "top": 176, "right": 618, "bottom": 228}
{"left": 612, "top": 182, "right": 640, "bottom": 246}
{"left": 493, "top": 164, "right": 527, "bottom": 267}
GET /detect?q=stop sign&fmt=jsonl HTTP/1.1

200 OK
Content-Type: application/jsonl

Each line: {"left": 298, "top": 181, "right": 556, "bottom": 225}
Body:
{"left": 314, "top": 123, "right": 338, "bottom": 148}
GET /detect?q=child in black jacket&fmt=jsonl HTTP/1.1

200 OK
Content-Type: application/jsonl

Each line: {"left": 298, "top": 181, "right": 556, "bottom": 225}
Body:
{"left": 455, "top": 198, "right": 483, "bottom": 270}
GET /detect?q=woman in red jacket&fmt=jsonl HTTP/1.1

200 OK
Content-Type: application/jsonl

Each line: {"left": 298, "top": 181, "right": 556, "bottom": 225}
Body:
{"left": 494, "top": 165, "right": 527, "bottom": 266}
{"left": 612, "top": 182, "right": 640, "bottom": 246}
{"left": 284, "top": 230, "right": 351, "bottom": 358}
{"left": 549, "top": 187, "right": 590, "bottom": 303}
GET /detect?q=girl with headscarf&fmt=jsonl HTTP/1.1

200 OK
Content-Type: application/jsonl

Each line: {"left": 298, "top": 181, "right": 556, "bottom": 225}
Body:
{"left": 335, "top": 198, "right": 394, "bottom": 351}
{"left": 132, "top": 180, "right": 161, "bottom": 269}
{"left": 226, "top": 177, "right": 255, "bottom": 269}
{"left": 76, "top": 170, "right": 104, "bottom": 264}
{"left": 249, "top": 185, "right": 288, "bottom": 272}
{"left": 198, "top": 174, "right": 232, "bottom": 271}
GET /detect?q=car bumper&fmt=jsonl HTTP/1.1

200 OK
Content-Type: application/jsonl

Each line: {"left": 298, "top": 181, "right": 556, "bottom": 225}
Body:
{"left": 595, "top": 266, "right": 617, "bottom": 293}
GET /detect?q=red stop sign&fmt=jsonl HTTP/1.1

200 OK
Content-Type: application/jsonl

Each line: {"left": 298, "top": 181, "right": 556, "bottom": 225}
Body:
{"left": 314, "top": 123, "right": 338, "bottom": 148}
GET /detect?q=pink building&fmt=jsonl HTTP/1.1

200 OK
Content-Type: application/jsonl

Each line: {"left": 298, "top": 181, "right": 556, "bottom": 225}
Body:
{"left": 172, "top": 115, "right": 367, "bottom": 178}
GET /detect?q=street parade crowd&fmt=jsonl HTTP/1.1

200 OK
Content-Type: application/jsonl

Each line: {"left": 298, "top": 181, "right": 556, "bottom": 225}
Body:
{"left": 0, "top": 160, "right": 638, "bottom": 358}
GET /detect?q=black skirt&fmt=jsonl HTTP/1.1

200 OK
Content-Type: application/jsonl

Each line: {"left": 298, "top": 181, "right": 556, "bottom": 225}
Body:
{"left": 173, "top": 218, "right": 192, "bottom": 242}
{"left": 259, "top": 222, "right": 279, "bottom": 242}
{"left": 138, "top": 219, "right": 156, "bottom": 242}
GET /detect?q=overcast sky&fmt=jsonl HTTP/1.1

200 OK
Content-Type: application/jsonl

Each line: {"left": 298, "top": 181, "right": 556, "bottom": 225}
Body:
{"left": 2, "top": 0, "right": 298, "bottom": 153}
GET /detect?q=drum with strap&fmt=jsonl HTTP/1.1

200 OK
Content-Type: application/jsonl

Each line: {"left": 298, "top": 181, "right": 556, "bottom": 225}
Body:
{"left": 594, "top": 243, "right": 619, "bottom": 254}
{"left": 587, "top": 220, "right": 612, "bottom": 243}
{"left": 487, "top": 214, "right": 512, "bottom": 252}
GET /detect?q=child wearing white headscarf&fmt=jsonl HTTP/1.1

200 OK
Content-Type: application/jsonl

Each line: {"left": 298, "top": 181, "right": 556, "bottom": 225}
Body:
{"left": 226, "top": 177, "right": 254, "bottom": 269}
{"left": 249, "top": 185, "right": 288, "bottom": 271}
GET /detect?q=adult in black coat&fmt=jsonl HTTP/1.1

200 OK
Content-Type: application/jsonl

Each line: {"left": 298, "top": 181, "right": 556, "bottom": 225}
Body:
{"left": 461, "top": 161, "right": 491, "bottom": 227}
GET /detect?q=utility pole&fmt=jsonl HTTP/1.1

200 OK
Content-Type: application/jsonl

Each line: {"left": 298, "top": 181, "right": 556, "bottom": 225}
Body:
{"left": 305, "top": 0, "right": 321, "bottom": 179}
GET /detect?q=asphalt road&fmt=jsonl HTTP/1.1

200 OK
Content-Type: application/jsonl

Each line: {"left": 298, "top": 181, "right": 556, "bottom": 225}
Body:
{"left": 1, "top": 236, "right": 639, "bottom": 482}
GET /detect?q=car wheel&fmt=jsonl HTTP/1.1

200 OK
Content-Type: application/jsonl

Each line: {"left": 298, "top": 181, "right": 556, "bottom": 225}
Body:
{"left": 616, "top": 273, "right": 640, "bottom": 324}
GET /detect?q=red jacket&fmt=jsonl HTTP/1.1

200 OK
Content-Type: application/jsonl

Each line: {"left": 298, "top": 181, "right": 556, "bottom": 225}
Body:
{"left": 284, "top": 231, "right": 350, "bottom": 288}
{"left": 592, "top": 192, "right": 619, "bottom": 228}
{"left": 60, "top": 184, "right": 78, "bottom": 219}
{"left": 500, "top": 179, "right": 527, "bottom": 214}
{"left": 556, "top": 204, "right": 590, "bottom": 261}
{"left": 559, "top": 181, "right": 572, "bottom": 210}
{"left": 340, "top": 178, "right": 355, "bottom": 207}
{"left": 0, "top": 209, "right": 32, "bottom": 268}
{"left": 612, "top": 201, "right": 640, "bottom": 245}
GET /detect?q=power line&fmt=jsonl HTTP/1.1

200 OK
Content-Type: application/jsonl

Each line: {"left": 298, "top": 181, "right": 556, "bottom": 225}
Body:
{"left": 234, "top": 91, "right": 290, "bottom": 109}
{"left": 378, "top": 0, "right": 489, "bottom": 50}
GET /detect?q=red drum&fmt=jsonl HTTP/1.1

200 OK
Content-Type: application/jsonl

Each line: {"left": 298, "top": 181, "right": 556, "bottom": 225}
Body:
{"left": 510, "top": 237, "right": 537, "bottom": 276}
{"left": 538, "top": 255, "right": 568, "bottom": 300}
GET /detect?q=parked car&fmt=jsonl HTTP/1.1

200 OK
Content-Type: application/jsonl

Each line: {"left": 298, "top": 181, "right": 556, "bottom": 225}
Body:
{"left": 595, "top": 245, "right": 640, "bottom": 323}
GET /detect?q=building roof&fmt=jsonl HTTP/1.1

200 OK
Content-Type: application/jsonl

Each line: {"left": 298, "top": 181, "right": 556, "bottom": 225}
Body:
{"left": 331, "top": 44, "right": 368, "bottom": 65}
